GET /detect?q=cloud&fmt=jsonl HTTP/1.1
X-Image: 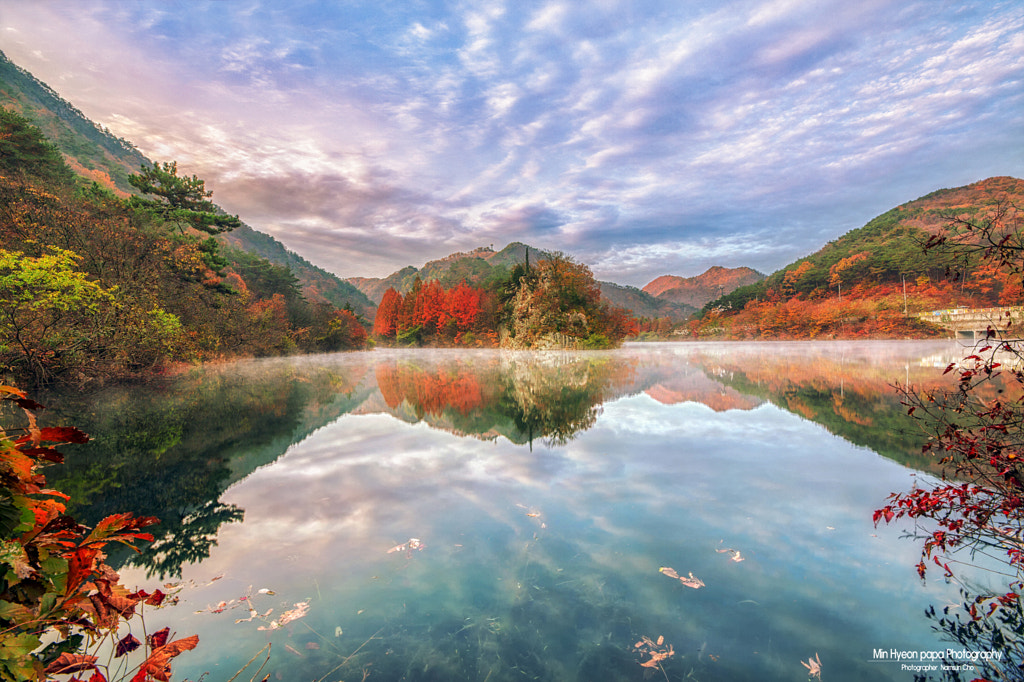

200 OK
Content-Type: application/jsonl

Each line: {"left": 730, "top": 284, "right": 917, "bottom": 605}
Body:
{"left": 0, "top": 0, "right": 1021, "bottom": 285}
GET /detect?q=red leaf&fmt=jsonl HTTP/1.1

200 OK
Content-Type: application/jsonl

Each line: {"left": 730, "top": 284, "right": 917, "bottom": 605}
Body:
{"left": 45, "top": 653, "right": 98, "bottom": 675}
{"left": 136, "top": 634, "right": 200, "bottom": 682}
{"left": 149, "top": 627, "right": 170, "bottom": 650}
{"left": 116, "top": 633, "right": 142, "bottom": 657}
{"left": 17, "top": 446, "right": 65, "bottom": 463}
{"left": 145, "top": 589, "right": 167, "bottom": 606}
{"left": 38, "top": 426, "right": 90, "bottom": 444}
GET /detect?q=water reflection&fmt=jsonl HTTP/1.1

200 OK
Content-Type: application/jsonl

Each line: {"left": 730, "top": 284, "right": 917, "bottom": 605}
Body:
{"left": 36, "top": 341, "right": 994, "bottom": 681}
{"left": 44, "top": 342, "right": 964, "bottom": 580}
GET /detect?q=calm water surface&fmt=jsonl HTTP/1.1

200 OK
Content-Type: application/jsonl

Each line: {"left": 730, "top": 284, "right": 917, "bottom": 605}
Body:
{"left": 44, "top": 341, "right": 1000, "bottom": 681}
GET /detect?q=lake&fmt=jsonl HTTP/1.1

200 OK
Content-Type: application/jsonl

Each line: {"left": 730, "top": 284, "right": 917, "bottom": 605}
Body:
{"left": 42, "top": 340, "right": 1000, "bottom": 681}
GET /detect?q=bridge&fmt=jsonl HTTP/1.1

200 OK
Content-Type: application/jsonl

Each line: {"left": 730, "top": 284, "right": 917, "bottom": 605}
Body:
{"left": 917, "top": 306, "right": 1024, "bottom": 340}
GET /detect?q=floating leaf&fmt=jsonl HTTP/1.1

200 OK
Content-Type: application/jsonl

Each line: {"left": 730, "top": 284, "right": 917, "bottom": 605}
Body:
{"left": 279, "top": 601, "right": 310, "bottom": 626}
{"left": 801, "top": 652, "right": 822, "bottom": 679}
{"left": 659, "top": 566, "right": 704, "bottom": 588}
{"left": 387, "top": 538, "right": 425, "bottom": 554}
{"left": 716, "top": 547, "right": 745, "bottom": 562}
{"left": 634, "top": 634, "right": 675, "bottom": 670}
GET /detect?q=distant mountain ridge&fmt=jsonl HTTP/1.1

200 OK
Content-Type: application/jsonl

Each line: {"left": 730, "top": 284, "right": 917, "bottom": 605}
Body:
{"left": 0, "top": 50, "right": 374, "bottom": 316}
{"left": 347, "top": 242, "right": 698, "bottom": 321}
{"left": 347, "top": 242, "right": 556, "bottom": 304}
{"left": 643, "top": 266, "right": 765, "bottom": 309}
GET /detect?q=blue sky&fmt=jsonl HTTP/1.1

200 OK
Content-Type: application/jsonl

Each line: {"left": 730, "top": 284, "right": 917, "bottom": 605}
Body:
{"left": 1, "top": 1, "right": 1022, "bottom": 286}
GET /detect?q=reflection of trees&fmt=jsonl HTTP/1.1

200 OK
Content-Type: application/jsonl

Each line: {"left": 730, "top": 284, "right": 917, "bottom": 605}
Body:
{"left": 500, "top": 354, "right": 619, "bottom": 447}
{"left": 688, "top": 346, "right": 966, "bottom": 470}
{"left": 373, "top": 353, "right": 637, "bottom": 446}
{"left": 127, "top": 501, "right": 245, "bottom": 579}
{"left": 919, "top": 587, "right": 1024, "bottom": 682}
{"left": 42, "top": 361, "right": 369, "bottom": 577}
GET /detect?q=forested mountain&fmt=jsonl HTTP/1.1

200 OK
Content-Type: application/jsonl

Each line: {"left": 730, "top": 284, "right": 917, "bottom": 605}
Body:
{"left": 690, "top": 176, "right": 1024, "bottom": 339}
{"left": 0, "top": 50, "right": 147, "bottom": 193}
{"left": 598, "top": 281, "right": 695, "bottom": 321}
{"left": 0, "top": 50, "right": 373, "bottom": 316}
{"left": 643, "top": 266, "right": 764, "bottom": 308}
{"left": 348, "top": 243, "right": 555, "bottom": 304}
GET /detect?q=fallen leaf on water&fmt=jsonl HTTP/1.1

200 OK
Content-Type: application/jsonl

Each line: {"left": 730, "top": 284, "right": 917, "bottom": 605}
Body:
{"left": 679, "top": 572, "right": 705, "bottom": 588}
{"left": 801, "top": 652, "right": 822, "bottom": 679}
{"left": 335, "top": 626, "right": 344, "bottom": 637}
{"left": 195, "top": 600, "right": 230, "bottom": 614}
{"left": 279, "top": 601, "right": 310, "bottom": 626}
{"left": 387, "top": 538, "right": 425, "bottom": 554}
{"left": 716, "top": 543, "right": 745, "bottom": 562}
{"left": 659, "top": 566, "right": 704, "bottom": 588}
{"left": 634, "top": 634, "right": 675, "bottom": 670}
{"left": 715, "top": 548, "right": 744, "bottom": 562}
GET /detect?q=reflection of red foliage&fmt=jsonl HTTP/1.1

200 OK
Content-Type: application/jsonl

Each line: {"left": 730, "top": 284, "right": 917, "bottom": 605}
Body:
{"left": 375, "top": 363, "right": 484, "bottom": 416}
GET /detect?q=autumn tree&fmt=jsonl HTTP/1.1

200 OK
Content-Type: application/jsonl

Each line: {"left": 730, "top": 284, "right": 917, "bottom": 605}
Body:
{"left": 373, "top": 288, "right": 403, "bottom": 340}
{"left": 502, "top": 252, "right": 634, "bottom": 349}
{"left": 874, "top": 200, "right": 1024, "bottom": 678}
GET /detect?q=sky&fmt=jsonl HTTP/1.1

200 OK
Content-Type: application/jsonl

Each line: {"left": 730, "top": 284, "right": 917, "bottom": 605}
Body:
{"left": 1, "top": 1, "right": 1022, "bottom": 287}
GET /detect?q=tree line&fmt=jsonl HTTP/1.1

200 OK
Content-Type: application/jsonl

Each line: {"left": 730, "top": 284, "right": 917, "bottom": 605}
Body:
{"left": 371, "top": 252, "right": 638, "bottom": 349}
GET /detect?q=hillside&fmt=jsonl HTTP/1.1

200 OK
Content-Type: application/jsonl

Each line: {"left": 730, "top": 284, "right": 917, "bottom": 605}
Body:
{"left": 0, "top": 50, "right": 373, "bottom": 315}
{"left": 219, "top": 224, "right": 374, "bottom": 318}
{"left": 643, "top": 266, "right": 764, "bottom": 308}
{"left": 348, "top": 242, "right": 557, "bottom": 304}
{"left": 691, "top": 176, "right": 1024, "bottom": 339}
{"left": 0, "top": 50, "right": 147, "bottom": 193}
{"left": 598, "top": 281, "right": 696, "bottom": 321}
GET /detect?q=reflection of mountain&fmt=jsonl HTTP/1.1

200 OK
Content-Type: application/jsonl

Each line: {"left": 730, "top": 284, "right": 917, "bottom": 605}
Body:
{"left": 643, "top": 365, "right": 764, "bottom": 411}
{"left": 38, "top": 342, "right": 966, "bottom": 578}
{"left": 682, "top": 342, "right": 966, "bottom": 470}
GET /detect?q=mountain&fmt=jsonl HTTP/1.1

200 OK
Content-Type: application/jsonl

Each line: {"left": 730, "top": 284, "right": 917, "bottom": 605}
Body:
{"left": 219, "top": 224, "right": 374, "bottom": 317}
{"left": 692, "top": 176, "right": 1024, "bottom": 339}
{"left": 598, "top": 281, "right": 696, "bottom": 321}
{"left": 643, "top": 266, "right": 765, "bottom": 309}
{"left": 348, "top": 241, "right": 697, "bottom": 321}
{"left": 713, "top": 176, "right": 1024, "bottom": 313}
{"left": 348, "top": 242, "right": 557, "bottom": 304}
{"left": 0, "top": 50, "right": 147, "bottom": 194}
{"left": 0, "top": 50, "right": 374, "bottom": 316}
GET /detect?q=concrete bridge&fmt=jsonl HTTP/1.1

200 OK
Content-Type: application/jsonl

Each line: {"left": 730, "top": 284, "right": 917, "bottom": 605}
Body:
{"left": 917, "top": 306, "right": 1024, "bottom": 340}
